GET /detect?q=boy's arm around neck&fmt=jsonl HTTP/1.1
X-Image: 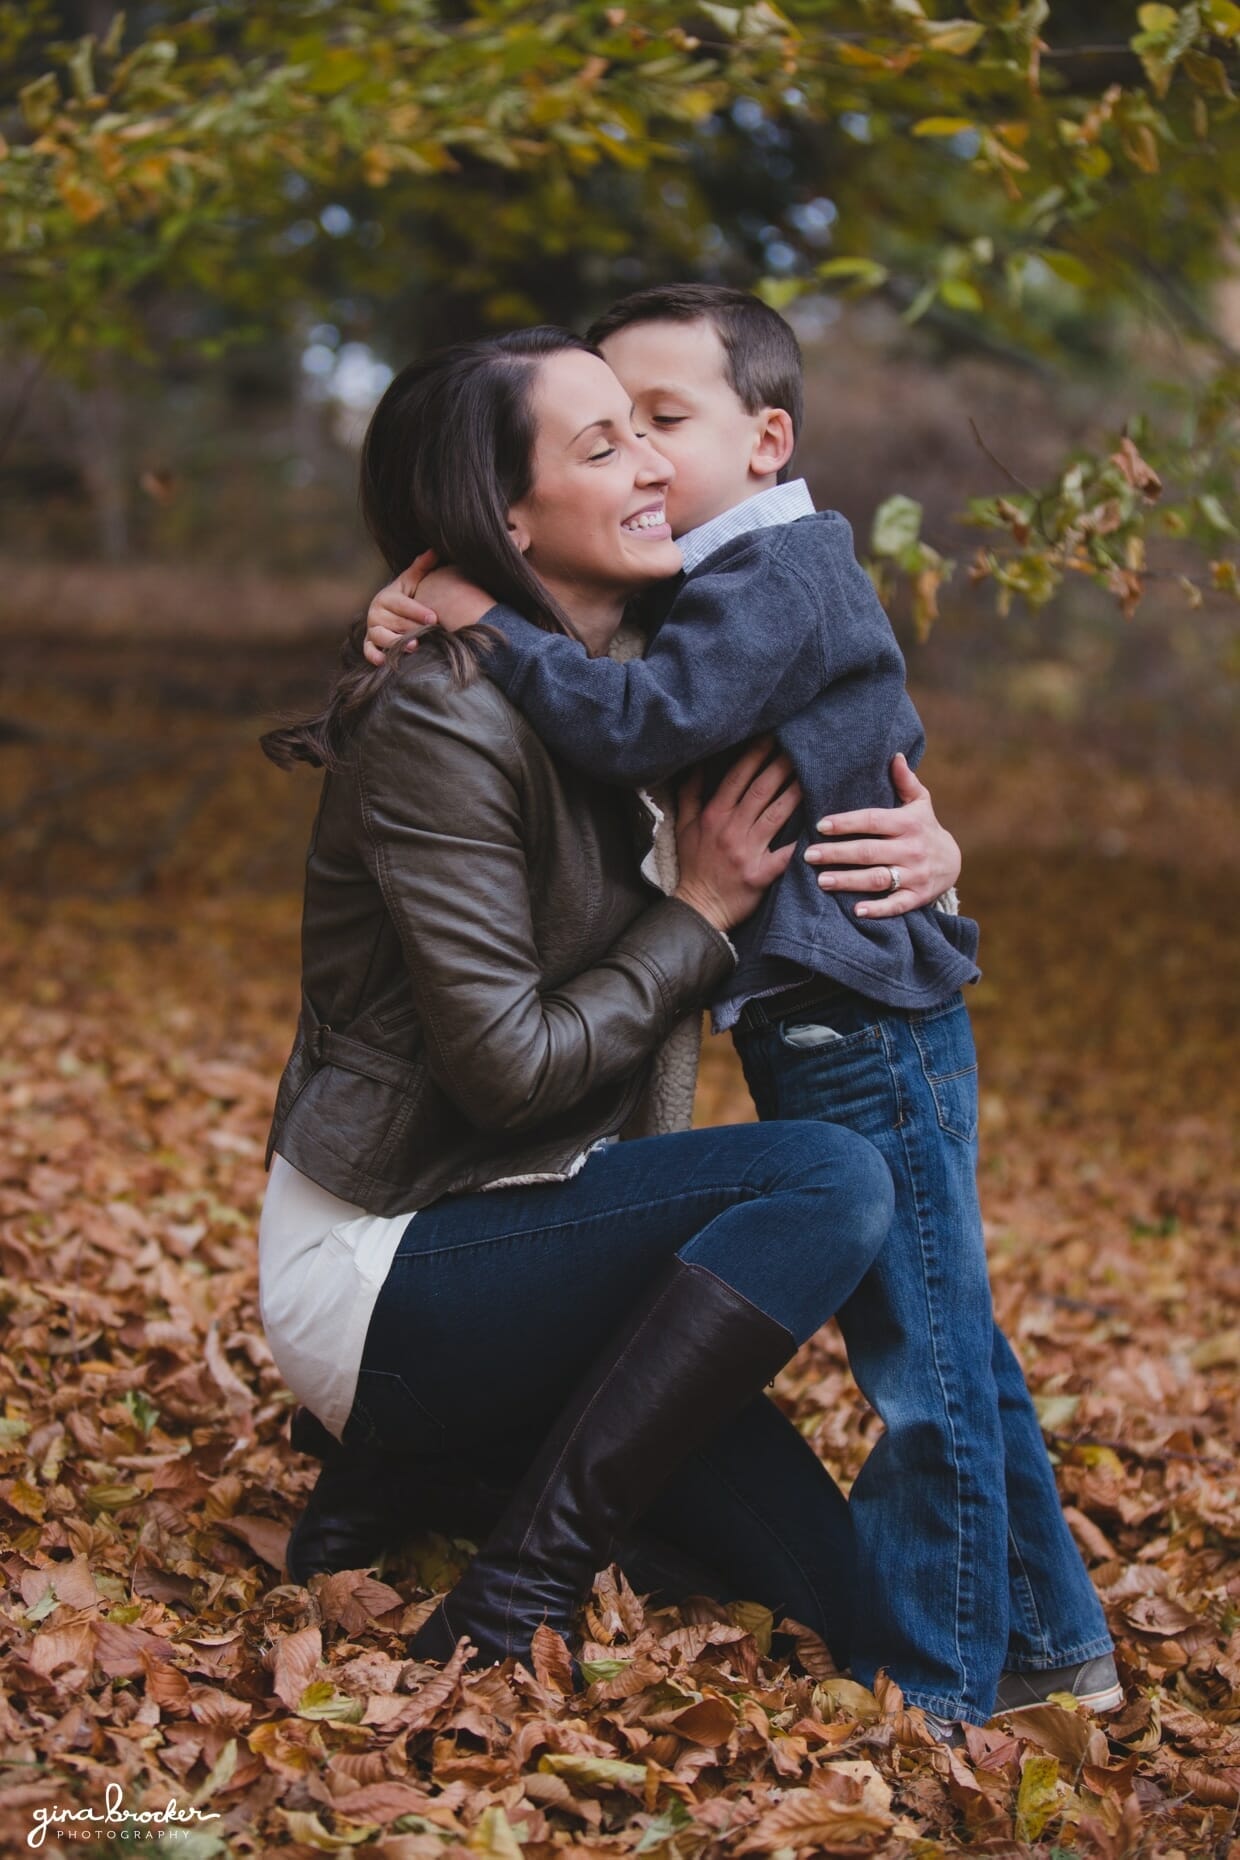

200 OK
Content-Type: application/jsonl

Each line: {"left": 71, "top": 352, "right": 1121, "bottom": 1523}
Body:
{"left": 482, "top": 531, "right": 829, "bottom": 787}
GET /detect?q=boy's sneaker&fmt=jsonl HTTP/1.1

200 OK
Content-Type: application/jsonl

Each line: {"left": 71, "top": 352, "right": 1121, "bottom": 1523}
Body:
{"left": 994, "top": 1654, "right": 1123, "bottom": 1716}
{"left": 922, "top": 1712, "right": 966, "bottom": 1748}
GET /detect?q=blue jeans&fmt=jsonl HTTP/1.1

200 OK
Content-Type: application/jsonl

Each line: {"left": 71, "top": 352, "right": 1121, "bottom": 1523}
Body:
{"left": 343, "top": 1121, "right": 894, "bottom": 1659}
{"left": 734, "top": 986, "right": 1113, "bottom": 1724}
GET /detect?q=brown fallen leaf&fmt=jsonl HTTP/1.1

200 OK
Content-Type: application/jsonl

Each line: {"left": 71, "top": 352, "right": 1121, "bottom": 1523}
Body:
{"left": 216, "top": 1512, "right": 289, "bottom": 1570}
{"left": 270, "top": 1624, "right": 323, "bottom": 1709}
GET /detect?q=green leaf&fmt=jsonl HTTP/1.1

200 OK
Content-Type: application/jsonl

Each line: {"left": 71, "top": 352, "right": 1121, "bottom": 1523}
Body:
{"left": 67, "top": 36, "right": 98, "bottom": 103}
{"left": 636, "top": 1799, "right": 694, "bottom": 1852}
{"left": 123, "top": 1389, "right": 160, "bottom": 1436}
{"left": 872, "top": 495, "right": 924, "bottom": 556}
{"left": 1137, "top": 3, "right": 1180, "bottom": 29}
{"left": 1039, "top": 250, "right": 1094, "bottom": 289}
{"left": 755, "top": 276, "right": 805, "bottom": 310}
{"left": 19, "top": 73, "right": 60, "bottom": 130}
{"left": 1198, "top": 493, "right": 1238, "bottom": 535}
{"left": 818, "top": 256, "right": 889, "bottom": 290}
{"left": 939, "top": 276, "right": 983, "bottom": 311}
{"left": 1203, "top": 0, "right": 1240, "bottom": 32}
{"left": 580, "top": 1657, "right": 632, "bottom": 1682}
{"left": 699, "top": 3, "right": 742, "bottom": 34}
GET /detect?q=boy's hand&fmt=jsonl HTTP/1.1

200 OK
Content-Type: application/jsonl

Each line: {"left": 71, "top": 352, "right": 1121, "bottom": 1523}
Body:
{"left": 363, "top": 558, "right": 499, "bottom": 668}
{"left": 363, "top": 549, "right": 441, "bottom": 667}
{"left": 804, "top": 754, "right": 962, "bottom": 919}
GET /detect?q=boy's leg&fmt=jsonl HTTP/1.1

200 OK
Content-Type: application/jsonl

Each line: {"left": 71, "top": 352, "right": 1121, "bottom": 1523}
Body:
{"left": 735, "top": 986, "right": 1115, "bottom": 1717}
{"left": 735, "top": 990, "right": 1008, "bottom": 1724}
{"left": 992, "top": 1327, "right": 1114, "bottom": 1671}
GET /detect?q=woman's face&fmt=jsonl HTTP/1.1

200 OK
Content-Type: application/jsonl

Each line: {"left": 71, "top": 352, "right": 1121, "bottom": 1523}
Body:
{"left": 507, "top": 349, "right": 684, "bottom": 605}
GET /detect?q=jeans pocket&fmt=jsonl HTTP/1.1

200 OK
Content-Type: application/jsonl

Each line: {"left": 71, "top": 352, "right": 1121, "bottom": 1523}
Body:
{"left": 781, "top": 1022, "right": 846, "bottom": 1050}
{"left": 910, "top": 1000, "right": 978, "bottom": 1145}
{"left": 771, "top": 1019, "right": 900, "bottom": 1137}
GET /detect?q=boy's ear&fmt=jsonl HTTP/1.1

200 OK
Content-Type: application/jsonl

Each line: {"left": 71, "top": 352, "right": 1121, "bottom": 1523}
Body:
{"left": 749, "top": 408, "right": 796, "bottom": 480}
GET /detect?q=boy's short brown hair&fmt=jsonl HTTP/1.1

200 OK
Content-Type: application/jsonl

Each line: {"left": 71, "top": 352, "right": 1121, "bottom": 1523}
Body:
{"left": 587, "top": 282, "right": 804, "bottom": 447}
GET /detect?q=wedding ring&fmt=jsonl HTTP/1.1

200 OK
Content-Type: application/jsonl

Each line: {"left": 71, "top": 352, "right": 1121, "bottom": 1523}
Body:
{"left": 886, "top": 866, "right": 902, "bottom": 894}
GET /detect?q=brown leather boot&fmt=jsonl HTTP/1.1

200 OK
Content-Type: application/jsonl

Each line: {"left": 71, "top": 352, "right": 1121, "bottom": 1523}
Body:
{"left": 408, "top": 1257, "right": 796, "bottom": 1673}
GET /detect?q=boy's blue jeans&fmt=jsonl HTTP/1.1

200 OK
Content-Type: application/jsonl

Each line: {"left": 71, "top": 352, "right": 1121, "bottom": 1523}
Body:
{"left": 733, "top": 985, "right": 1113, "bottom": 1724}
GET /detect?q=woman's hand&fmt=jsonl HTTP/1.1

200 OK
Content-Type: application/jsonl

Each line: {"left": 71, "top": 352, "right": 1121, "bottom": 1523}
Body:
{"left": 363, "top": 552, "right": 495, "bottom": 667}
{"left": 673, "top": 739, "right": 802, "bottom": 935}
{"left": 803, "top": 753, "right": 961, "bottom": 920}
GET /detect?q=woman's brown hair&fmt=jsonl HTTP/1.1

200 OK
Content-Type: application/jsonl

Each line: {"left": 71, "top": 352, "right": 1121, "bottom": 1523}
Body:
{"left": 261, "top": 326, "right": 593, "bottom": 770}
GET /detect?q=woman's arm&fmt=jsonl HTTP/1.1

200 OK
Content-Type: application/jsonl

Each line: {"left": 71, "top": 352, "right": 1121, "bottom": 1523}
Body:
{"left": 367, "top": 566, "right": 962, "bottom": 919}
{"left": 358, "top": 675, "right": 796, "bottom": 1133}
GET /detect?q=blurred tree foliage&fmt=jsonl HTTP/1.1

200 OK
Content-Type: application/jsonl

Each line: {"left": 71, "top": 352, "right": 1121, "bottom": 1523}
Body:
{"left": 1, "top": 0, "right": 1238, "bottom": 621}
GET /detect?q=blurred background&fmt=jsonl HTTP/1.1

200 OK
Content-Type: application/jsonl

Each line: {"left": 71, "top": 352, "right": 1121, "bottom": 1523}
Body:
{"left": 2, "top": 0, "right": 1236, "bottom": 1215}
{"left": 1, "top": 0, "right": 1236, "bottom": 1178}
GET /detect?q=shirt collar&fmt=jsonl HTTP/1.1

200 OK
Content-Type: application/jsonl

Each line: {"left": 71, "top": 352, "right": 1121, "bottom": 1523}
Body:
{"left": 675, "top": 478, "right": 816, "bottom": 575}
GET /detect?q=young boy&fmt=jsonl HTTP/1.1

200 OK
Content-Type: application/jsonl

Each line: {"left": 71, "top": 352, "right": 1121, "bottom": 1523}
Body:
{"left": 366, "top": 285, "right": 1118, "bottom": 1733}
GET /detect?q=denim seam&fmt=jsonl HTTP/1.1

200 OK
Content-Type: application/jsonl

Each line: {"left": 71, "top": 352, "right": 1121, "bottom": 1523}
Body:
{"left": 384, "top": 1183, "right": 767, "bottom": 1261}
{"left": 886, "top": 1015, "right": 978, "bottom": 1711}
{"left": 1005, "top": 1525, "right": 1053, "bottom": 1664}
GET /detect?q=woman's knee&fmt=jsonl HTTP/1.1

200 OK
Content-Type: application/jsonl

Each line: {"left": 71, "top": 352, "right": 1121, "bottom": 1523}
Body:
{"left": 754, "top": 1119, "right": 892, "bottom": 1230}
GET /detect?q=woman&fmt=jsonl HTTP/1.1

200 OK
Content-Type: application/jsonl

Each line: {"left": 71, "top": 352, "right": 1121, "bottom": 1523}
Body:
{"left": 258, "top": 328, "right": 947, "bottom": 1671}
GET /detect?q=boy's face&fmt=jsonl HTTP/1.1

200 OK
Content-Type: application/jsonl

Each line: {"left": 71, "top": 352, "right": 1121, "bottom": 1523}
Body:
{"left": 598, "top": 317, "right": 780, "bottom": 538}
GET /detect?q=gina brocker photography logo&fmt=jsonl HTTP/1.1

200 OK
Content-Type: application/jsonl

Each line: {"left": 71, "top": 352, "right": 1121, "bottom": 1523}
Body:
{"left": 26, "top": 1783, "right": 222, "bottom": 1848}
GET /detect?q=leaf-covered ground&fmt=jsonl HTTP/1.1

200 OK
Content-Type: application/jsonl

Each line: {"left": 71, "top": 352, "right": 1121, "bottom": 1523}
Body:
{"left": 1, "top": 676, "right": 1238, "bottom": 1858}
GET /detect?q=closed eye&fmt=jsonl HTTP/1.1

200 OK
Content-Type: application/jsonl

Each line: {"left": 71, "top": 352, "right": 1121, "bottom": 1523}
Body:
{"left": 587, "top": 446, "right": 617, "bottom": 462}
{"left": 652, "top": 416, "right": 687, "bottom": 426}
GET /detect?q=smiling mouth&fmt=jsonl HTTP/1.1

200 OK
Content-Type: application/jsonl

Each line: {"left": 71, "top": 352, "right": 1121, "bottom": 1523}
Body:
{"left": 621, "top": 506, "right": 668, "bottom": 533}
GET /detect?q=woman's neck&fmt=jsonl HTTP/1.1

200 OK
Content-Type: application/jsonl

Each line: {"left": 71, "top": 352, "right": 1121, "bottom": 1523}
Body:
{"left": 539, "top": 578, "right": 628, "bottom": 658}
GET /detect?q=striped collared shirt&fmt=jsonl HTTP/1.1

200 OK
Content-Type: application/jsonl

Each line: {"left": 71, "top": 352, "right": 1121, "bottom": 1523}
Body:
{"left": 675, "top": 477, "right": 816, "bottom": 575}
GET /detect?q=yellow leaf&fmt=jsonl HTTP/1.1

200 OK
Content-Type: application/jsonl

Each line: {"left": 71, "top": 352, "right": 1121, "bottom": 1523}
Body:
{"left": 912, "top": 116, "right": 976, "bottom": 136}
{"left": 84, "top": 1481, "right": 141, "bottom": 1511}
{"left": 813, "top": 1677, "right": 881, "bottom": 1722}
{"left": 296, "top": 1680, "right": 364, "bottom": 1723}
{"left": 1121, "top": 124, "right": 1160, "bottom": 172}
{"left": 924, "top": 20, "right": 985, "bottom": 54}
{"left": 281, "top": 1811, "right": 375, "bottom": 1850}
{"left": 729, "top": 1598, "right": 774, "bottom": 1654}
{"left": 57, "top": 175, "right": 110, "bottom": 225}
{"left": 468, "top": 1806, "right": 524, "bottom": 1859}
{"left": 1016, "top": 1752, "right": 1063, "bottom": 1842}
{"left": 539, "top": 1753, "right": 647, "bottom": 1791}
{"left": 4, "top": 1477, "right": 46, "bottom": 1520}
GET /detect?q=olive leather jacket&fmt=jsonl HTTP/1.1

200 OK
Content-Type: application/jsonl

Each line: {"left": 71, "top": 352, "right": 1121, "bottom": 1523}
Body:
{"left": 266, "top": 652, "right": 738, "bottom": 1216}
